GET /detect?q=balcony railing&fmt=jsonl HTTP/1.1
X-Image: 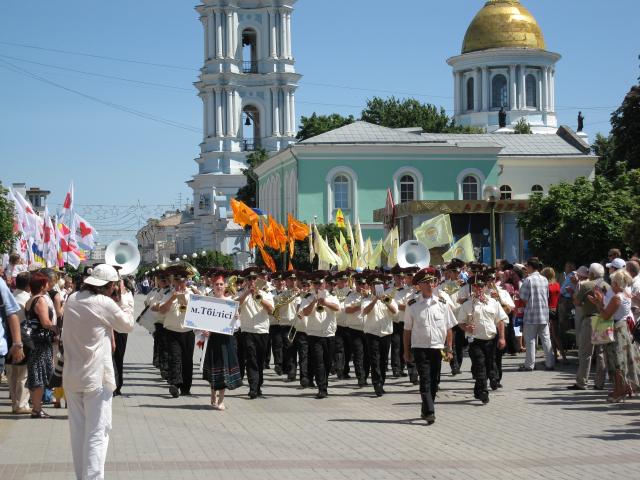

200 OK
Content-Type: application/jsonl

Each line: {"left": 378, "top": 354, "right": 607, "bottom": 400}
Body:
{"left": 242, "top": 61, "right": 258, "bottom": 74}
{"left": 242, "top": 138, "right": 261, "bottom": 151}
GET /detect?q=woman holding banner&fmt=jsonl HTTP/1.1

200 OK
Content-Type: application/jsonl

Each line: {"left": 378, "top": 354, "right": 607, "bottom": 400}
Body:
{"left": 203, "top": 270, "right": 242, "bottom": 410}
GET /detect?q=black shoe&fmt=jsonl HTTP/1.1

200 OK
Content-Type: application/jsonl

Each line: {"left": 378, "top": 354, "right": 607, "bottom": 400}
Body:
{"left": 421, "top": 412, "right": 436, "bottom": 425}
{"left": 274, "top": 366, "right": 283, "bottom": 376}
{"left": 357, "top": 380, "right": 366, "bottom": 389}
{"left": 518, "top": 365, "right": 534, "bottom": 372}
{"left": 545, "top": 366, "right": 555, "bottom": 371}
{"left": 400, "top": 371, "right": 408, "bottom": 377}
{"left": 392, "top": 370, "right": 401, "bottom": 378}
{"left": 474, "top": 391, "right": 480, "bottom": 400}
{"left": 113, "top": 389, "right": 122, "bottom": 397}
{"left": 567, "top": 384, "right": 586, "bottom": 390}
{"left": 374, "top": 384, "right": 384, "bottom": 397}
{"left": 343, "top": 373, "right": 352, "bottom": 379}
{"left": 451, "top": 368, "right": 461, "bottom": 376}
{"left": 180, "top": 390, "right": 191, "bottom": 396}
{"left": 169, "top": 385, "right": 180, "bottom": 398}
{"left": 300, "top": 379, "right": 310, "bottom": 388}
{"left": 286, "top": 375, "right": 296, "bottom": 382}
{"left": 316, "top": 391, "right": 328, "bottom": 399}
{"left": 248, "top": 391, "right": 258, "bottom": 399}
{"left": 490, "top": 379, "right": 500, "bottom": 391}
{"left": 480, "top": 392, "right": 489, "bottom": 404}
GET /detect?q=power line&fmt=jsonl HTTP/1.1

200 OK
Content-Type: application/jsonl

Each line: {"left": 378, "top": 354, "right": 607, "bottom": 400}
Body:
{"left": 0, "top": 59, "right": 202, "bottom": 133}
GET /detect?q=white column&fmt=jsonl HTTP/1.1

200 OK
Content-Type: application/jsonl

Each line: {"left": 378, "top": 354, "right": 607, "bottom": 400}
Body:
{"left": 201, "top": 16, "right": 209, "bottom": 61}
{"left": 207, "top": 91, "right": 215, "bottom": 137}
{"left": 232, "top": 12, "right": 238, "bottom": 60}
{"left": 233, "top": 91, "right": 240, "bottom": 137}
{"left": 481, "top": 67, "right": 489, "bottom": 111}
{"left": 550, "top": 68, "right": 555, "bottom": 112}
{"left": 286, "top": 12, "right": 293, "bottom": 59}
{"left": 473, "top": 68, "right": 481, "bottom": 111}
{"left": 226, "top": 10, "right": 234, "bottom": 58}
{"left": 215, "top": 88, "right": 223, "bottom": 137}
{"left": 537, "top": 71, "right": 543, "bottom": 111}
{"left": 225, "top": 88, "right": 234, "bottom": 136}
{"left": 269, "top": 10, "right": 277, "bottom": 58}
{"left": 202, "top": 93, "right": 209, "bottom": 138}
{"left": 280, "top": 10, "right": 288, "bottom": 59}
{"left": 207, "top": 12, "right": 215, "bottom": 60}
{"left": 289, "top": 89, "right": 296, "bottom": 135}
{"left": 271, "top": 87, "right": 280, "bottom": 136}
{"left": 509, "top": 65, "right": 517, "bottom": 110}
{"left": 541, "top": 67, "right": 548, "bottom": 112}
{"left": 519, "top": 64, "right": 526, "bottom": 109}
{"left": 215, "top": 9, "right": 223, "bottom": 58}
{"left": 453, "top": 71, "right": 461, "bottom": 115}
{"left": 283, "top": 87, "right": 291, "bottom": 135}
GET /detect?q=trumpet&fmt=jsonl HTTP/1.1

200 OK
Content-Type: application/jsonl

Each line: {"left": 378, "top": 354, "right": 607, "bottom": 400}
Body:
{"left": 254, "top": 292, "right": 263, "bottom": 301}
{"left": 287, "top": 318, "right": 298, "bottom": 342}
{"left": 382, "top": 295, "right": 393, "bottom": 304}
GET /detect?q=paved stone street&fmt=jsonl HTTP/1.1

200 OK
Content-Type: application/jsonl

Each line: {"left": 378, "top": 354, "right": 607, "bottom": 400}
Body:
{"left": 1, "top": 295, "right": 639, "bottom": 479}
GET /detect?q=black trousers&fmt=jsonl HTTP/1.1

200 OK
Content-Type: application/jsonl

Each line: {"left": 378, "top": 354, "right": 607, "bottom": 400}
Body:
{"left": 235, "top": 330, "right": 246, "bottom": 380}
{"left": 413, "top": 348, "right": 442, "bottom": 416}
{"left": 449, "top": 325, "right": 466, "bottom": 372}
{"left": 270, "top": 324, "right": 283, "bottom": 370}
{"left": 270, "top": 325, "right": 297, "bottom": 376}
{"left": 264, "top": 331, "right": 272, "bottom": 369}
{"left": 293, "top": 331, "right": 310, "bottom": 386}
{"left": 112, "top": 332, "right": 128, "bottom": 392}
{"left": 506, "top": 314, "right": 518, "bottom": 354}
{"left": 334, "top": 326, "right": 352, "bottom": 378}
{"left": 348, "top": 328, "right": 370, "bottom": 383}
{"left": 242, "top": 332, "right": 269, "bottom": 395}
{"left": 468, "top": 338, "right": 496, "bottom": 396}
{"left": 366, "top": 333, "right": 391, "bottom": 387}
{"left": 165, "top": 329, "right": 195, "bottom": 393}
{"left": 390, "top": 321, "right": 405, "bottom": 373}
{"left": 153, "top": 324, "right": 169, "bottom": 379}
{"left": 493, "top": 336, "right": 504, "bottom": 381}
{"left": 308, "top": 335, "right": 332, "bottom": 393}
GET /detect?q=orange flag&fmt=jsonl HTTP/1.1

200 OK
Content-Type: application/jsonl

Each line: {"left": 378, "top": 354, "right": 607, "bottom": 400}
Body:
{"left": 249, "top": 222, "right": 264, "bottom": 249}
{"left": 259, "top": 246, "right": 276, "bottom": 272}
{"left": 231, "top": 199, "right": 258, "bottom": 227}
{"left": 263, "top": 219, "right": 279, "bottom": 251}
{"left": 270, "top": 216, "right": 288, "bottom": 252}
{"left": 288, "top": 260, "right": 294, "bottom": 271}
{"left": 287, "top": 213, "right": 310, "bottom": 241}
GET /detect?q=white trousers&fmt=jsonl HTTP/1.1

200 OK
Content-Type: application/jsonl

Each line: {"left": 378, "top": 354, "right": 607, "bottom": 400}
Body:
{"left": 66, "top": 387, "right": 113, "bottom": 480}
{"left": 6, "top": 364, "right": 29, "bottom": 410}
{"left": 523, "top": 323, "right": 555, "bottom": 369}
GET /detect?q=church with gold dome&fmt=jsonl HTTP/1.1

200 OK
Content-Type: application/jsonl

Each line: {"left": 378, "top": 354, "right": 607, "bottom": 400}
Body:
{"left": 248, "top": 0, "right": 597, "bottom": 262}
{"left": 448, "top": 0, "right": 560, "bottom": 134}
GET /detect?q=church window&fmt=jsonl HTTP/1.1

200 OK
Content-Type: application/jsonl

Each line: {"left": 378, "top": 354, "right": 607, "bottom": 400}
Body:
{"left": 466, "top": 77, "right": 475, "bottom": 111}
{"left": 531, "top": 184, "right": 544, "bottom": 195}
{"left": 333, "top": 175, "right": 350, "bottom": 210}
{"left": 462, "top": 175, "right": 479, "bottom": 200}
{"left": 399, "top": 175, "right": 415, "bottom": 203}
{"left": 492, "top": 74, "right": 508, "bottom": 109}
{"left": 526, "top": 74, "right": 537, "bottom": 108}
{"left": 242, "top": 29, "right": 258, "bottom": 73}
{"left": 199, "top": 193, "right": 211, "bottom": 210}
{"left": 500, "top": 185, "right": 512, "bottom": 200}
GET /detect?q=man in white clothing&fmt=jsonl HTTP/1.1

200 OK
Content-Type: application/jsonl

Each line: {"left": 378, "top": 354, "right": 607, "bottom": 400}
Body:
{"left": 63, "top": 264, "right": 134, "bottom": 480}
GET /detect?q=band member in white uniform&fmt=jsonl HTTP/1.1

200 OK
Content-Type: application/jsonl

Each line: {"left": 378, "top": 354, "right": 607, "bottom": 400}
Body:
{"left": 333, "top": 272, "right": 353, "bottom": 379}
{"left": 344, "top": 275, "right": 370, "bottom": 387}
{"left": 387, "top": 266, "right": 411, "bottom": 378}
{"left": 404, "top": 267, "right": 457, "bottom": 424}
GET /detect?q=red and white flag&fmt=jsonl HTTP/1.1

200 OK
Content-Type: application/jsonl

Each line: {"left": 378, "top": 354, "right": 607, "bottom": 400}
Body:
{"left": 384, "top": 187, "right": 396, "bottom": 227}
{"left": 74, "top": 213, "right": 97, "bottom": 250}
{"left": 60, "top": 181, "right": 74, "bottom": 222}
{"left": 42, "top": 206, "right": 58, "bottom": 267}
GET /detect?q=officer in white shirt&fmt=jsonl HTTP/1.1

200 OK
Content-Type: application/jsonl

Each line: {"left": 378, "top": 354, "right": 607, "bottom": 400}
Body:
{"left": 363, "top": 274, "right": 398, "bottom": 396}
{"left": 333, "top": 271, "right": 353, "bottom": 380}
{"left": 486, "top": 272, "right": 515, "bottom": 387}
{"left": 269, "top": 273, "right": 287, "bottom": 376}
{"left": 387, "top": 266, "right": 411, "bottom": 378}
{"left": 237, "top": 268, "right": 274, "bottom": 398}
{"left": 149, "top": 273, "right": 172, "bottom": 380}
{"left": 403, "top": 267, "right": 457, "bottom": 424}
{"left": 438, "top": 263, "right": 466, "bottom": 376}
{"left": 292, "top": 277, "right": 313, "bottom": 388}
{"left": 344, "top": 275, "right": 371, "bottom": 387}
{"left": 300, "top": 273, "right": 339, "bottom": 399}
{"left": 457, "top": 273, "right": 508, "bottom": 404}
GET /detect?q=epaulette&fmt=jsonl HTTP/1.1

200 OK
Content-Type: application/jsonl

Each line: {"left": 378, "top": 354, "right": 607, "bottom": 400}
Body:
{"left": 439, "top": 297, "right": 447, "bottom": 304}
{"left": 398, "top": 287, "right": 405, "bottom": 291}
{"left": 408, "top": 298, "right": 417, "bottom": 306}
{"left": 304, "top": 293, "right": 313, "bottom": 298}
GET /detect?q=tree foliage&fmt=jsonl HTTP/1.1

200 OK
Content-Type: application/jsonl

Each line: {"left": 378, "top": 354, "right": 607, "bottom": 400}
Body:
{"left": 0, "top": 183, "right": 17, "bottom": 255}
{"left": 518, "top": 175, "right": 639, "bottom": 268}
{"left": 191, "top": 250, "right": 234, "bottom": 271}
{"left": 513, "top": 118, "right": 532, "bottom": 134}
{"left": 610, "top": 85, "right": 640, "bottom": 171}
{"left": 360, "top": 96, "right": 482, "bottom": 133}
{"left": 296, "top": 113, "right": 355, "bottom": 141}
{"left": 235, "top": 148, "right": 269, "bottom": 207}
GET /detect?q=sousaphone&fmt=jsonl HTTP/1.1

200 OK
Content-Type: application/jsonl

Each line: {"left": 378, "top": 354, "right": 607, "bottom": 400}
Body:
{"left": 105, "top": 239, "right": 141, "bottom": 276}
{"left": 397, "top": 240, "right": 430, "bottom": 269}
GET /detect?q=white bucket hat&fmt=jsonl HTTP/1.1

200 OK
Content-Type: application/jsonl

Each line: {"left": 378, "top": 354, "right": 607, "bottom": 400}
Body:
{"left": 84, "top": 264, "right": 120, "bottom": 286}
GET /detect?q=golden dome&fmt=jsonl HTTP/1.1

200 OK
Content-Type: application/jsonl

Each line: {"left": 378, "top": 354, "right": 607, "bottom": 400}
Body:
{"left": 462, "top": 0, "right": 546, "bottom": 54}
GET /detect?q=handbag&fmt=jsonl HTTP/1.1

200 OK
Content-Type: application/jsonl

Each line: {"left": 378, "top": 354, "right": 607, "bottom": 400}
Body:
{"left": 591, "top": 314, "right": 614, "bottom": 345}
{"left": 632, "top": 318, "right": 640, "bottom": 344}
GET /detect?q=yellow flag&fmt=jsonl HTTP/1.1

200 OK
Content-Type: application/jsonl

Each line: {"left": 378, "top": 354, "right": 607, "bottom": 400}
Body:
{"left": 334, "top": 237, "right": 349, "bottom": 271}
{"left": 335, "top": 208, "right": 346, "bottom": 228}
{"left": 442, "top": 233, "right": 475, "bottom": 263}
{"left": 414, "top": 214, "right": 453, "bottom": 249}
{"left": 313, "top": 225, "right": 341, "bottom": 267}
{"left": 369, "top": 240, "right": 383, "bottom": 269}
{"left": 382, "top": 226, "right": 399, "bottom": 267}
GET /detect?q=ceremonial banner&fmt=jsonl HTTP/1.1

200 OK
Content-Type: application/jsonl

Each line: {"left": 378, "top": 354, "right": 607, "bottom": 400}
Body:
{"left": 414, "top": 214, "right": 453, "bottom": 249}
{"left": 182, "top": 295, "right": 239, "bottom": 335}
{"left": 442, "top": 233, "right": 475, "bottom": 263}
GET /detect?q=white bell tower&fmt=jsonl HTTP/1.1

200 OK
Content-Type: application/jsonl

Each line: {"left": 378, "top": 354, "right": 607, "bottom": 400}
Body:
{"left": 188, "top": 0, "right": 300, "bottom": 254}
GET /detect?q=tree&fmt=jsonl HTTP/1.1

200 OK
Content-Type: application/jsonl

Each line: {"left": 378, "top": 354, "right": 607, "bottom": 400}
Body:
{"left": 360, "top": 96, "right": 482, "bottom": 133}
{"left": 518, "top": 176, "right": 637, "bottom": 268}
{"left": 296, "top": 113, "right": 355, "bottom": 141}
{"left": 235, "top": 148, "right": 269, "bottom": 207}
{"left": 191, "top": 250, "right": 234, "bottom": 271}
{"left": 0, "top": 183, "right": 17, "bottom": 255}
{"left": 513, "top": 118, "right": 532, "bottom": 134}
{"left": 610, "top": 85, "right": 640, "bottom": 171}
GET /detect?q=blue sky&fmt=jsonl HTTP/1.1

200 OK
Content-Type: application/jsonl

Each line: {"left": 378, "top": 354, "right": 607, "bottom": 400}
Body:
{"left": 1, "top": 0, "right": 637, "bottom": 239}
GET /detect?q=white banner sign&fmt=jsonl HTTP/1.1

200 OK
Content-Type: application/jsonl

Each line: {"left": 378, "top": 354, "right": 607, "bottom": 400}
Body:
{"left": 182, "top": 295, "right": 239, "bottom": 336}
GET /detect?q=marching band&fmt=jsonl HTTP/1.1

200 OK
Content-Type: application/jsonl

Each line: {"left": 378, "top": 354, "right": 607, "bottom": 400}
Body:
{"left": 140, "top": 260, "right": 513, "bottom": 424}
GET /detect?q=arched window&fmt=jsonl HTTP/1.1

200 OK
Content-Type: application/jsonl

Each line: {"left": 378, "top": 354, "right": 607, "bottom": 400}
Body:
{"left": 526, "top": 74, "right": 537, "bottom": 108}
{"left": 492, "top": 74, "right": 508, "bottom": 109}
{"left": 399, "top": 175, "right": 415, "bottom": 203}
{"left": 333, "top": 175, "right": 350, "bottom": 210}
{"left": 531, "top": 184, "right": 544, "bottom": 195}
{"left": 242, "top": 29, "right": 258, "bottom": 73}
{"left": 500, "top": 185, "right": 512, "bottom": 200}
{"left": 462, "top": 175, "right": 479, "bottom": 200}
{"left": 466, "top": 77, "right": 475, "bottom": 111}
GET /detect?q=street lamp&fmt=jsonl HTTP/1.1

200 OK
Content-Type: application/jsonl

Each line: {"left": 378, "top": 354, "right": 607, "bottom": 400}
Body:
{"left": 192, "top": 252, "right": 198, "bottom": 259}
{"left": 483, "top": 185, "right": 500, "bottom": 267}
